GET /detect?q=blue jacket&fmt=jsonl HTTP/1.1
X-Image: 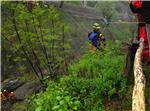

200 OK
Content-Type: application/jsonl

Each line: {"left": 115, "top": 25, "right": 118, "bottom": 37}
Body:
{"left": 88, "top": 32, "right": 98, "bottom": 48}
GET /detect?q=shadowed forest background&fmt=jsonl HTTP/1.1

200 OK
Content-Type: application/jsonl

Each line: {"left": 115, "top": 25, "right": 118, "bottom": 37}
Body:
{"left": 1, "top": 1, "right": 150, "bottom": 111}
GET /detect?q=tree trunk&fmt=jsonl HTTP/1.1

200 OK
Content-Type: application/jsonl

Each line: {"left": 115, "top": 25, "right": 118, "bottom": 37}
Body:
{"left": 132, "top": 40, "right": 146, "bottom": 111}
{"left": 124, "top": 41, "right": 138, "bottom": 81}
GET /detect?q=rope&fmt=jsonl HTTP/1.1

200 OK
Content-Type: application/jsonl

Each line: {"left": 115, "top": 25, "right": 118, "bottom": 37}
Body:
{"left": 132, "top": 39, "right": 146, "bottom": 111}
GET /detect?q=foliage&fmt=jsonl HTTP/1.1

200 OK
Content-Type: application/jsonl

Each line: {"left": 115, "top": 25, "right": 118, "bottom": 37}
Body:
{"left": 1, "top": 1, "right": 71, "bottom": 82}
{"left": 2, "top": 1, "right": 136, "bottom": 111}
{"left": 28, "top": 81, "right": 81, "bottom": 111}
{"left": 62, "top": 42, "right": 126, "bottom": 109}
{"left": 143, "top": 65, "right": 150, "bottom": 110}
{"left": 59, "top": 75, "right": 104, "bottom": 111}
{"left": 12, "top": 102, "right": 28, "bottom": 111}
{"left": 29, "top": 42, "right": 127, "bottom": 111}
{"left": 108, "top": 23, "right": 137, "bottom": 41}
{"left": 95, "top": 2, "right": 117, "bottom": 21}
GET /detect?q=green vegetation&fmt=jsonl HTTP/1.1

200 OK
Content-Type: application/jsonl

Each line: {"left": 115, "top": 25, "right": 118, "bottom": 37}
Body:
{"left": 27, "top": 42, "right": 131, "bottom": 111}
{"left": 2, "top": 1, "right": 150, "bottom": 111}
{"left": 109, "top": 23, "right": 136, "bottom": 41}
{"left": 1, "top": 1, "right": 71, "bottom": 82}
{"left": 28, "top": 81, "right": 80, "bottom": 111}
{"left": 96, "top": 2, "right": 117, "bottom": 21}
{"left": 143, "top": 65, "right": 150, "bottom": 110}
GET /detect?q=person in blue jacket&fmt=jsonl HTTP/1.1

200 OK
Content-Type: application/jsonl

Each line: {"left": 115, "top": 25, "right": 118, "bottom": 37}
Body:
{"left": 88, "top": 23, "right": 105, "bottom": 50}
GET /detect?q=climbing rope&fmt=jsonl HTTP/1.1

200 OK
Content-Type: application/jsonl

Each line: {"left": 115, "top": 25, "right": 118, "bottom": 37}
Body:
{"left": 132, "top": 39, "right": 146, "bottom": 111}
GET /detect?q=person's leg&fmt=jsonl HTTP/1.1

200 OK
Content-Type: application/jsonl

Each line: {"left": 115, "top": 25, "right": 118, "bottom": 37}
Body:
{"left": 91, "top": 45, "right": 96, "bottom": 52}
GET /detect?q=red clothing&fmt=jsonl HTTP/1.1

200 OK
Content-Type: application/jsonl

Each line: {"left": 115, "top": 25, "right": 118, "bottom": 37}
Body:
{"left": 130, "top": 1, "right": 150, "bottom": 62}
{"left": 131, "top": 1, "right": 142, "bottom": 9}
{"left": 137, "top": 14, "right": 147, "bottom": 41}
{"left": 91, "top": 44, "right": 97, "bottom": 51}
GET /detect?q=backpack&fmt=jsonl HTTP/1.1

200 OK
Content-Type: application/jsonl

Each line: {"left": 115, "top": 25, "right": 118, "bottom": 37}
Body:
{"left": 88, "top": 32, "right": 98, "bottom": 47}
{"left": 141, "top": 1, "right": 150, "bottom": 24}
{"left": 88, "top": 32, "right": 97, "bottom": 41}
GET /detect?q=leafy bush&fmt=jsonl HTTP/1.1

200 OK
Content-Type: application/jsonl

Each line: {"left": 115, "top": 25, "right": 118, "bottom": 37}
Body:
{"left": 59, "top": 42, "right": 127, "bottom": 110}
{"left": 59, "top": 75, "right": 104, "bottom": 111}
{"left": 1, "top": 1, "right": 71, "bottom": 82}
{"left": 28, "top": 81, "right": 80, "bottom": 111}
{"left": 29, "top": 42, "right": 127, "bottom": 111}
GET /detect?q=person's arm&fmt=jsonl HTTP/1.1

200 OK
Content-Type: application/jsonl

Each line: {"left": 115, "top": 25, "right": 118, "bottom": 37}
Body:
{"left": 99, "top": 33, "right": 105, "bottom": 41}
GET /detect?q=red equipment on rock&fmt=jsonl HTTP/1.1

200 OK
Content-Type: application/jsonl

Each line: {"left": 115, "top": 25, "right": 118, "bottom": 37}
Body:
{"left": 0, "top": 90, "right": 16, "bottom": 103}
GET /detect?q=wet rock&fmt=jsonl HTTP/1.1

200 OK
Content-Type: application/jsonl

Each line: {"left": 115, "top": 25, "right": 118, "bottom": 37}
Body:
{"left": 1, "top": 79, "right": 43, "bottom": 111}
{"left": 14, "top": 81, "right": 43, "bottom": 100}
{"left": 2, "top": 79, "right": 26, "bottom": 92}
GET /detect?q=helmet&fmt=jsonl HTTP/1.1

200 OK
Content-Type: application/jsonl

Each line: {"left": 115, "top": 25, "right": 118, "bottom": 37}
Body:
{"left": 93, "top": 23, "right": 100, "bottom": 30}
